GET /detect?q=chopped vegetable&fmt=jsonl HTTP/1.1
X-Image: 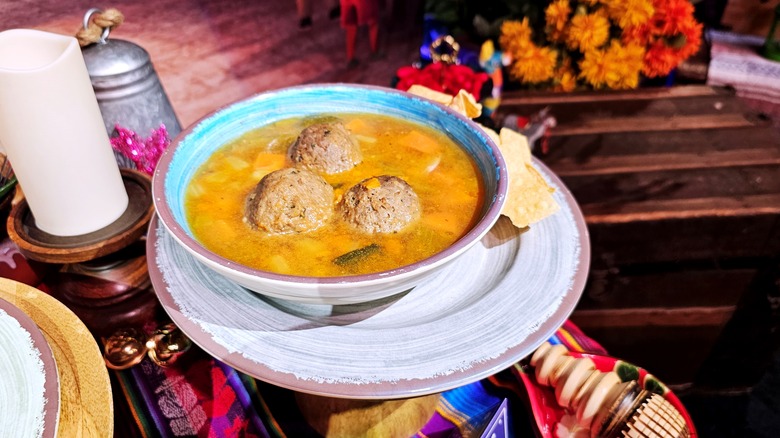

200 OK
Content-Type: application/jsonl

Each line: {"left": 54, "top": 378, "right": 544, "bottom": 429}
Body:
{"left": 333, "top": 244, "right": 380, "bottom": 266}
{"left": 354, "top": 134, "right": 377, "bottom": 144}
{"left": 225, "top": 156, "right": 250, "bottom": 170}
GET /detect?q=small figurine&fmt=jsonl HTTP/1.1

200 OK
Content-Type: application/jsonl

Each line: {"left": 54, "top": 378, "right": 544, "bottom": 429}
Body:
{"left": 340, "top": 0, "right": 380, "bottom": 67}
{"left": 478, "top": 40, "right": 511, "bottom": 116}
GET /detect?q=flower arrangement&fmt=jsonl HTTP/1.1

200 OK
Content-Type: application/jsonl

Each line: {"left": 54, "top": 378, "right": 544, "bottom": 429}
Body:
{"left": 499, "top": 0, "right": 703, "bottom": 91}
{"left": 395, "top": 61, "right": 491, "bottom": 100}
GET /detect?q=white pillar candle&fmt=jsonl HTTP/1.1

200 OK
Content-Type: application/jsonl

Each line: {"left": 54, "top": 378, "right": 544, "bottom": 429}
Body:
{"left": 0, "top": 29, "right": 128, "bottom": 236}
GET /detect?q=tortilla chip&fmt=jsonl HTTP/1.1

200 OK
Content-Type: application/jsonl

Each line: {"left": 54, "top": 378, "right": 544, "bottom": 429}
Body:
{"left": 407, "top": 85, "right": 453, "bottom": 106}
{"left": 496, "top": 128, "right": 559, "bottom": 228}
{"left": 409, "top": 86, "right": 483, "bottom": 119}
{"left": 450, "top": 89, "right": 482, "bottom": 118}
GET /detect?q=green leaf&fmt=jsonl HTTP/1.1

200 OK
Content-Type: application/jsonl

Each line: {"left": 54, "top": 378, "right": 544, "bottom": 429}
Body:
{"left": 0, "top": 175, "right": 17, "bottom": 201}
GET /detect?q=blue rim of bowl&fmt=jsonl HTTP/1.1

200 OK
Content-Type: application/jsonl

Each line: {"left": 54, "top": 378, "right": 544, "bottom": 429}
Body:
{"left": 152, "top": 83, "right": 508, "bottom": 287}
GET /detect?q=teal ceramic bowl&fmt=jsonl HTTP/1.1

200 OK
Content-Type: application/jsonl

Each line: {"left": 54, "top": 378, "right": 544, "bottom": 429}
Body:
{"left": 152, "top": 84, "right": 507, "bottom": 304}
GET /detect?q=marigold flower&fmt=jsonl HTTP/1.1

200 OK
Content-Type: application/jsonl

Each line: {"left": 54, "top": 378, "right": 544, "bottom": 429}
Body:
{"left": 642, "top": 42, "right": 679, "bottom": 77}
{"left": 497, "top": 0, "right": 701, "bottom": 90}
{"left": 555, "top": 69, "right": 578, "bottom": 92}
{"left": 654, "top": 0, "right": 696, "bottom": 35}
{"left": 545, "top": 0, "right": 571, "bottom": 42}
{"left": 566, "top": 12, "right": 610, "bottom": 52}
{"left": 579, "top": 40, "right": 644, "bottom": 89}
{"left": 605, "top": 41, "right": 645, "bottom": 88}
{"left": 603, "top": 0, "right": 654, "bottom": 28}
{"left": 622, "top": 0, "right": 703, "bottom": 78}
{"left": 500, "top": 18, "right": 534, "bottom": 57}
{"left": 508, "top": 43, "right": 558, "bottom": 84}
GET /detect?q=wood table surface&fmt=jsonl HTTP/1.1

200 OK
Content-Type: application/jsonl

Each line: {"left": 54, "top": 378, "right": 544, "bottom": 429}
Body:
{"left": 2, "top": 0, "right": 423, "bottom": 129}
{"left": 498, "top": 85, "right": 780, "bottom": 391}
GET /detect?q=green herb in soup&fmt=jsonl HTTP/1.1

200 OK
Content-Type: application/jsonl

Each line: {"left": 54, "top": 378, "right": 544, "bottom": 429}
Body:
{"left": 184, "top": 113, "right": 484, "bottom": 277}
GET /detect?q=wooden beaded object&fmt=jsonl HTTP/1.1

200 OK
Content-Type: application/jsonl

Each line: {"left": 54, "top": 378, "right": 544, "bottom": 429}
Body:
{"left": 530, "top": 342, "right": 689, "bottom": 438}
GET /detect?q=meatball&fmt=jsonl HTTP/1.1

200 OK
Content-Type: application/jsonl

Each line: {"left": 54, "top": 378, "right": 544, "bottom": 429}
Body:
{"left": 339, "top": 176, "right": 421, "bottom": 233}
{"left": 245, "top": 168, "right": 334, "bottom": 234}
{"left": 288, "top": 121, "right": 362, "bottom": 174}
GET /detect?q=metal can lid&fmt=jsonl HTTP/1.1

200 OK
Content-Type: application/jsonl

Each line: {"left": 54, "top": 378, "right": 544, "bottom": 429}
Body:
{"left": 82, "top": 38, "right": 150, "bottom": 80}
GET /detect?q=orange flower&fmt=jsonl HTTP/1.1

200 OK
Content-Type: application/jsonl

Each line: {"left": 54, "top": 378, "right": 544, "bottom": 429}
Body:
{"left": 566, "top": 12, "right": 610, "bottom": 52}
{"left": 602, "top": 0, "right": 654, "bottom": 29}
{"left": 605, "top": 41, "right": 645, "bottom": 88}
{"left": 623, "top": 0, "right": 703, "bottom": 77}
{"left": 545, "top": 0, "right": 571, "bottom": 42}
{"left": 500, "top": 18, "right": 534, "bottom": 57}
{"left": 673, "top": 15, "right": 703, "bottom": 59}
{"left": 555, "top": 67, "right": 578, "bottom": 92}
{"left": 497, "top": 0, "right": 701, "bottom": 90}
{"left": 654, "top": 0, "right": 696, "bottom": 35}
{"left": 579, "top": 40, "right": 644, "bottom": 89}
{"left": 642, "top": 42, "right": 680, "bottom": 77}
{"left": 508, "top": 43, "right": 558, "bottom": 84}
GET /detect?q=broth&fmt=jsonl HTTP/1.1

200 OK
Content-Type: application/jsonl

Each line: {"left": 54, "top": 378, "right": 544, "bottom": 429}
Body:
{"left": 184, "top": 113, "right": 484, "bottom": 277}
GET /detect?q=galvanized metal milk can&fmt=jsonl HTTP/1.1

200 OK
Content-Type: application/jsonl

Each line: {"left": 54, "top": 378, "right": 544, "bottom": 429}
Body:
{"left": 79, "top": 9, "right": 181, "bottom": 150}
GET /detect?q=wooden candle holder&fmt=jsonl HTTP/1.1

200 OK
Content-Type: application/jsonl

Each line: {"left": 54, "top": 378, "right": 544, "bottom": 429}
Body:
{"left": 5, "top": 168, "right": 158, "bottom": 337}
{"left": 7, "top": 168, "right": 153, "bottom": 264}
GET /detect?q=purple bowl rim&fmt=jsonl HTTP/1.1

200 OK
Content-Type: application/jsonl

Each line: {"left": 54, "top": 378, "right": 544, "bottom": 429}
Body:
{"left": 152, "top": 83, "right": 508, "bottom": 286}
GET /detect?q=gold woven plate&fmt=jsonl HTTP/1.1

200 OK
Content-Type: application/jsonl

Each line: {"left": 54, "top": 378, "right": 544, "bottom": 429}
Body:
{"left": 0, "top": 278, "right": 113, "bottom": 437}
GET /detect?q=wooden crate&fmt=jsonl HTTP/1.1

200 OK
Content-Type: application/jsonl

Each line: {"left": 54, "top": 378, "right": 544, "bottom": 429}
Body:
{"left": 497, "top": 86, "right": 780, "bottom": 389}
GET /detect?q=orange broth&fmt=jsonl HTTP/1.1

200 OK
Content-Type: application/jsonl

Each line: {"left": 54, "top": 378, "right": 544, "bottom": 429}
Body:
{"left": 184, "top": 113, "right": 484, "bottom": 277}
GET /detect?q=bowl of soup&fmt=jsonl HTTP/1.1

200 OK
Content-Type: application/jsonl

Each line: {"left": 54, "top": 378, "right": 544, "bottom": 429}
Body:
{"left": 152, "top": 84, "right": 507, "bottom": 304}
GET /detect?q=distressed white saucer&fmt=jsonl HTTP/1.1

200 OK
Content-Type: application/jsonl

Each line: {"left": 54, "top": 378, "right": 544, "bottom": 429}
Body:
{"left": 149, "top": 161, "right": 589, "bottom": 399}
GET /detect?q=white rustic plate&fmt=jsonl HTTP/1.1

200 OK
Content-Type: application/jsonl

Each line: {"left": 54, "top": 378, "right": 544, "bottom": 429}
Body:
{"left": 148, "top": 161, "right": 589, "bottom": 399}
{"left": 0, "top": 278, "right": 113, "bottom": 437}
{"left": 0, "top": 296, "right": 59, "bottom": 438}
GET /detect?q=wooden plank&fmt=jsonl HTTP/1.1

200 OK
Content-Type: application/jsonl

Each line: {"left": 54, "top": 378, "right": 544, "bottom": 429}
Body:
{"left": 561, "top": 165, "right": 780, "bottom": 206}
{"left": 572, "top": 306, "right": 736, "bottom": 328}
{"left": 578, "top": 267, "right": 755, "bottom": 309}
{"left": 550, "top": 148, "right": 780, "bottom": 176}
{"left": 541, "top": 126, "right": 780, "bottom": 166}
{"left": 565, "top": 163, "right": 780, "bottom": 201}
{"left": 588, "top": 215, "right": 780, "bottom": 265}
{"left": 500, "top": 85, "right": 728, "bottom": 106}
{"left": 501, "top": 94, "right": 750, "bottom": 128}
{"left": 550, "top": 113, "right": 755, "bottom": 136}
{"left": 582, "top": 193, "right": 780, "bottom": 223}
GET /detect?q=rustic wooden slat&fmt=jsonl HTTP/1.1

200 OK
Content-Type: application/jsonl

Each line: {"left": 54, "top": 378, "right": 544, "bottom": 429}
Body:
{"left": 582, "top": 193, "right": 780, "bottom": 224}
{"left": 550, "top": 113, "right": 754, "bottom": 136}
{"left": 550, "top": 148, "right": 780, "bottom": 176}
{"left": 501, "top": 85, "right": 727, "bottom": 106}
{"left": 502, "top": 95, "right": 748, "bottom": 128}
{"left": 577, "top": 267, "right": 755, "bottom": 309}
{"left": 588, "top": 216, "right": 780, "bottom": 265}
{"left": 541, "top": 126, "right": 780, "bottom": 164}
{"left": 572, "top": 306, "right": 736, "bottom": 328}
{"left": 561, "top": 165, "right": 780, "bottom": 206}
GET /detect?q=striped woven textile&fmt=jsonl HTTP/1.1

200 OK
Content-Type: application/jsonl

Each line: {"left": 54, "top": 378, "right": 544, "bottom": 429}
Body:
{"left": 114, "top": 320, "right": 607, "bottom": 437}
